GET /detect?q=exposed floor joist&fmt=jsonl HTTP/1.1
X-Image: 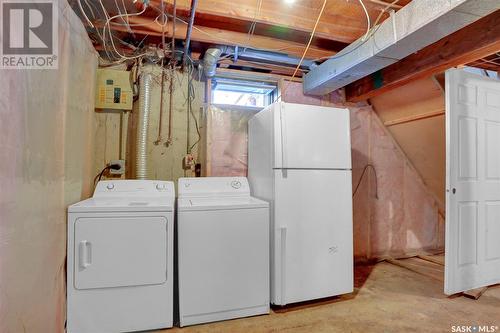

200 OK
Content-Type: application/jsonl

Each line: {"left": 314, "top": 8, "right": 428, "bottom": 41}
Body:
{"left": 101, "top": 16, "right": 337, "bottom": 60}
{"left": 345, "top": 10, "right": 500, "bottom": 102}
{"left": 148, "top": 0, "right": 409, "bottom": 44}
{"left": 468, "top": 53, "right": 500, "bottom": 72}
{"left": 73, "top": 0, "right": 412, "bottom": 74}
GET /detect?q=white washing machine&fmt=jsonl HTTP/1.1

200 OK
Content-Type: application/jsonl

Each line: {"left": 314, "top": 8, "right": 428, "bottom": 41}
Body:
{"left": 177, "top": 177, "right": 270, "bottom": 327}
{"left": 67, "top": 180, "right": 174, "bottom": 333}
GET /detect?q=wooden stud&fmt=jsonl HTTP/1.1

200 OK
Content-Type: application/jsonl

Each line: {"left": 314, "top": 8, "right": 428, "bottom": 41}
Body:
{"left": 383, "top": 109, "right": 445, "bottom": 127}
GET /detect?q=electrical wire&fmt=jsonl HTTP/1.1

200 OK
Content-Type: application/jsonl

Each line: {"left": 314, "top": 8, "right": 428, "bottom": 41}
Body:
{"left": 352, "top": 164, "right": 378, "bottom": 199}
{"left": 93, "top": 164, "right": 120, "bottom": 186}
{"left": 84, "top": 0, "right": 98, "bottom": 18}
{"left": 245, "top": 0, "right": 263, "bottom": 51}
{"left": 277, "top": 0, "right": 328, "bottom": 101}
{"left": 114, "top": 0, "right": 132, "bottom": 35}
{"left": 185, "top": 58, "right": 201, "bottom": 153}
{"left": 104, "top": 5, "right": 149, "bottom": 60}
{"left": 77, "top": 0, "right": 94, "bottom": 28}
{"left": 169, "top": 15, "right": 305, "bottom": 55}
{"left": 120, "top": 0, "right": 132, "bottom": 33}
{"left": 313, "top": 0, "right": 400, "bottom": 62}
{"left": 358, "top": 0, "right": 371, "bottom": 41}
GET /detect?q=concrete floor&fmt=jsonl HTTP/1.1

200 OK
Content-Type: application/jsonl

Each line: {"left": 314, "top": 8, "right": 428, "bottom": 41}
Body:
{"left": 158, "top": 262, "right": 500, "bottom": 333}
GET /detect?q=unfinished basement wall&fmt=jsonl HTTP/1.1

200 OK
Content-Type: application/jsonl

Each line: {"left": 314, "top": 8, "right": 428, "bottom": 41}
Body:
{"left": 369, "top": 76, "right": 446, "bottom": 211}
{"left": 93, "top": 66, "right": 204, "bottom": 184}
{"left": 0, "top": 2, "right": 98, "bottom": 332}
{"left": 282, "top": 81, "right": 444, "bottom": 260}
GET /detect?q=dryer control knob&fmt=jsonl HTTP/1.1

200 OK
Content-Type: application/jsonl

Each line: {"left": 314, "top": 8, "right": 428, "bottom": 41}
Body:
{"left": 106, "top": 183, "right": 114, "bottom": 190}
{"left": 231, "top": 180, "right": 242, "bottom": 189}
{"left": 156, "top": 183, "right": 166, "bottom": 191}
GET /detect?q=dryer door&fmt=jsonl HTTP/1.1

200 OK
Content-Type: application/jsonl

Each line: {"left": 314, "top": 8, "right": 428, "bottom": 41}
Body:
{"left": 74, "top": 216, "right": 167, "bottom": 290}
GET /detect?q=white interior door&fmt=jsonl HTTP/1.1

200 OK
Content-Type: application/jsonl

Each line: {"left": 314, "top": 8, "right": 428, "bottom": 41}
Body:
{"left": 445, "top": 69, "right": 500, "bottom": 295}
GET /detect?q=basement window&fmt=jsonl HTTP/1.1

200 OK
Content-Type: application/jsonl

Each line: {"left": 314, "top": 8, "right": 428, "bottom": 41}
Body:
{"left": 211, "top": 77, "right": 277, "bottom": 108}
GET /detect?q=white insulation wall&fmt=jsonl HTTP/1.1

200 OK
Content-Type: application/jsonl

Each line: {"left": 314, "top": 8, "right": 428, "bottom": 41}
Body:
{"left": 0, "top": 1, "right": 98, "bottom": 332}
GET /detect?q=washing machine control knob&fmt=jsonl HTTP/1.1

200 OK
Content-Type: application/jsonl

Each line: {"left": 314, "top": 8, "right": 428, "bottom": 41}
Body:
{"left": 106, "top": 183, "right": 114, "bottom": 190}
{"left": 231, "top": 180, "right": 242, "bottom": 189}
{"left": 156, "top": 183, "right": 166, "bottom": 191}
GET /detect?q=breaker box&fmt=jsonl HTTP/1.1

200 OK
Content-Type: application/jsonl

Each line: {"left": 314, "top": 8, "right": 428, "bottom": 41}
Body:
{"left": 95, "top": 69, "right": 133, "bottom": 110}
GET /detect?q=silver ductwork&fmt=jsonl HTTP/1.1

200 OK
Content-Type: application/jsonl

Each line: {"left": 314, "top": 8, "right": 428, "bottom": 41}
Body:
{"left": 136, "top": 71, "right": 152, "bottom": 179}
{"left": 304, "top": 0, "right": 500, "bottom": 95}
{"left": 201, "top": 46, "right": 316, "bottom": 78}
{"left": 202, "top": 47, "right": 223, "bottom": 78}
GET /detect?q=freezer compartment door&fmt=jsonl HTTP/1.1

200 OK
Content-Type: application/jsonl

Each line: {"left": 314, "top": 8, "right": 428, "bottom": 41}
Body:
{"left": 272, "top": 169, "right": 353, "bottom": 305}
{"left": 273, "top": 102, "right": 351, "bottom": 169}
{"left": 74, "top": 216, "right": 168, "bottom": 290}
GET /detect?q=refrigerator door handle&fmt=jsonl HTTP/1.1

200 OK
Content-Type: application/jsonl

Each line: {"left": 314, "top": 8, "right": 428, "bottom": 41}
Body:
{"left": 280, "top": 225, "right": 287, "bottom": 305}
{"left": 279, "top": 103, "right": 286, "bottom": 169}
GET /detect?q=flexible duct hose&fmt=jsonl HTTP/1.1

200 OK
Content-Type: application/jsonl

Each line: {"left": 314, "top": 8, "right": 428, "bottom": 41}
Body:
{"left": 136, "top": 72, "right": 152, "bottom": 179}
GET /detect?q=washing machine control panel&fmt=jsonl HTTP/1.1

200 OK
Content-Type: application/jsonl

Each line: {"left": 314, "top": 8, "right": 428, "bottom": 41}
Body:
{"left": 230, "top": 180, "right": 242, "bottom": 189}
{"left": 178, "top": 177, "right": 250, "bottom": 197}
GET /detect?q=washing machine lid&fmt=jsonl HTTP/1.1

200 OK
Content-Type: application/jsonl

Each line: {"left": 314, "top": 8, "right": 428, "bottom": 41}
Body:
{"left": 178, "top": 196, "right": 268, "bottom": 211}
{"left": 69, "top": 180, "right": 175, "bottom": 213}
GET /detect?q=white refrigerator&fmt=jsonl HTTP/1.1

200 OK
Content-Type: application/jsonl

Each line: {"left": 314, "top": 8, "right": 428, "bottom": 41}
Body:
{"left": 248, "top": 101, "right": 353, "bottom": 305}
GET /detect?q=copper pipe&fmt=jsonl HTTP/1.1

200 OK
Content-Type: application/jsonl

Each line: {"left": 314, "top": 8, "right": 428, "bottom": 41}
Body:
{"left": 165, "top": 68, "right": 174, "bottom": 147}
{"left": 154, "top": 69, "right": 166, "bottom": 145}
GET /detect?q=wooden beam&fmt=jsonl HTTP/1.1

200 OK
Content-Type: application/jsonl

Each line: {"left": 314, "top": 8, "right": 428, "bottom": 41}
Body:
{"left": 107, "top": 16, "right": 335, "bottom": 59}
{"left": 144, "top": 1, "right": 347, "bottom": 53}
{"left": 468, "top": 55, "right": 500, "bottom": 72}
{"left": 345, "top": 10, "right": 500, "bottom": 102}
{"left": 383, "top": 109, "right": 444, "bottom": 127}
{"left": 149, "top": 0, "right": 402, "bottom": 44}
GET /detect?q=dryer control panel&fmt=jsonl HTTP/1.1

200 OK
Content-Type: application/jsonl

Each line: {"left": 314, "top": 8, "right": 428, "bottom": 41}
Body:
{"left": 94, "top": 180, "right": 174, "bottom": 198}
{"left": 178, "top": 177, "right": 250, "bottom": 198}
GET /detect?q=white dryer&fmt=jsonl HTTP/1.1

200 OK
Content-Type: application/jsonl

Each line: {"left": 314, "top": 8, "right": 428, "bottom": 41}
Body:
{"left": 177, "top": 177, "right": 270, "bottom": 327}
{"left": 67, "top": 180, "right": 174, "bottom": 333}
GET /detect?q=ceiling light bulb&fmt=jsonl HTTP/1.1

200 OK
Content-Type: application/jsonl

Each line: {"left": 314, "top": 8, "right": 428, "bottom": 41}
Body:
{"left": 284, "top": 0, "right": 295, "bottom": 4}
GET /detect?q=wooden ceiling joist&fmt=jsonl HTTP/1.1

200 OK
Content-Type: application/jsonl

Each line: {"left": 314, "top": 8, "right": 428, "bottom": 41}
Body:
{"left": 149, "top": 0, "right": 405, "bottom": 44}
{"left": 345, "top": 10, "right": 500, "bottom": 103}
{"left": 78, "top": 0, "right": 414, "bottom": 76}
{"left": 468, "top": 53, "right": 500, "bottom": 72}
{"left": 107, "top": 16, "right": 336, "bottom": 59}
